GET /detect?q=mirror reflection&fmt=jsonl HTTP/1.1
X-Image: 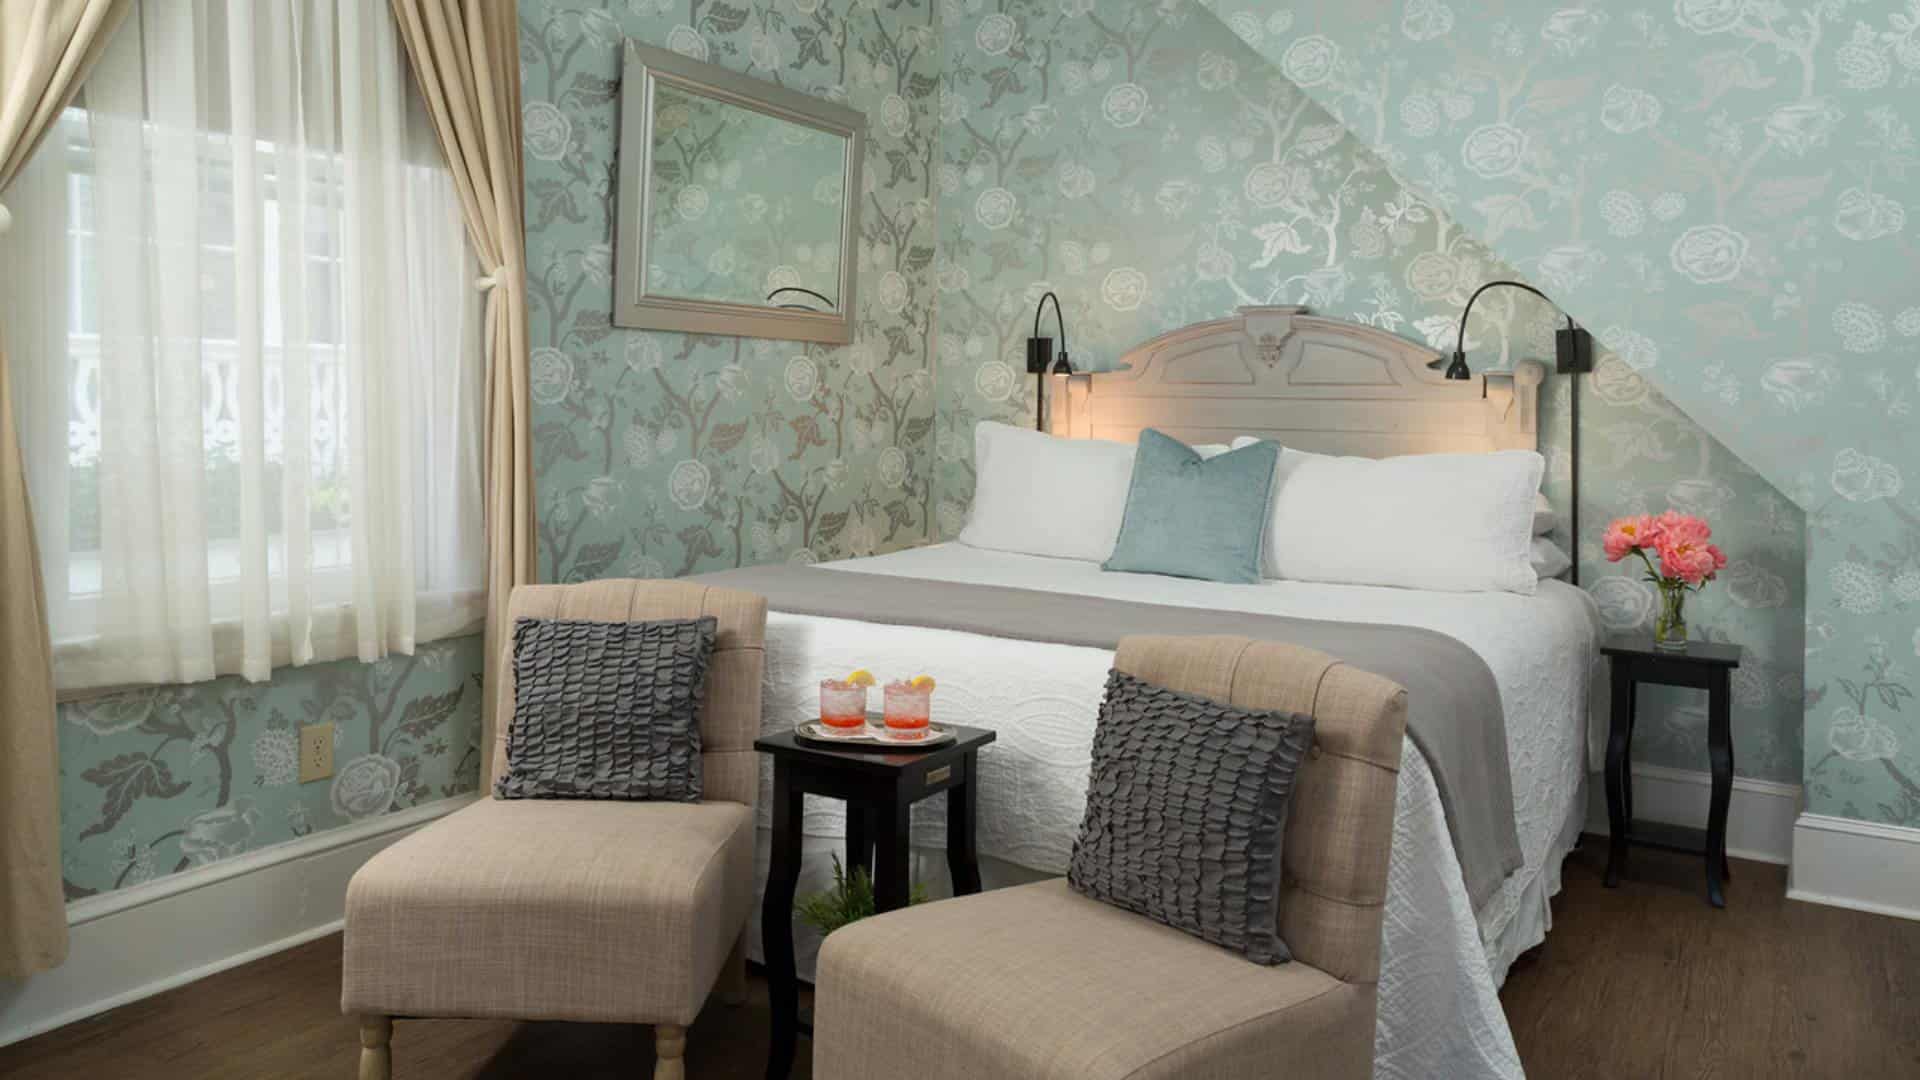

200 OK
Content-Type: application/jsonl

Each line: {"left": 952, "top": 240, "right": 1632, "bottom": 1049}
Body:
{"left": 616, "top": 40, "right": 864, "bottom": 343}
{"left": 643, "top": 83, "right": 851, "bottom": 312}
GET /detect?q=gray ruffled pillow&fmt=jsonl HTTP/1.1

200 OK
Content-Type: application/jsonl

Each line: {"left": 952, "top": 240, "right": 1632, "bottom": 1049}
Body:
{"left": 495, "top": 616, "right": 718, "bottom": 802}
{"left": 1068, "top": 669, "right": 1315, "bottom": 964}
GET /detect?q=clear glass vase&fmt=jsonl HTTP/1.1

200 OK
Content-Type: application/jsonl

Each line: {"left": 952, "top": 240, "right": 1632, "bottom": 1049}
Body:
{"left": 1653, "top": 582, "right": 1688, "bottom": 650}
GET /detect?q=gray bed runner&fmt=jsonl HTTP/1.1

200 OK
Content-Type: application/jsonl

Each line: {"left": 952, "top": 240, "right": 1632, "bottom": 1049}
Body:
{"left": 693, "top": 564, "right": 1523, "bottom": 908}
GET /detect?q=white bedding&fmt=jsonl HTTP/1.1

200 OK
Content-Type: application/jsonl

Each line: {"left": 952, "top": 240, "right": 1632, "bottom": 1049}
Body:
{"left": 747, "top": 543, "right": 1601, "bottom": 1079}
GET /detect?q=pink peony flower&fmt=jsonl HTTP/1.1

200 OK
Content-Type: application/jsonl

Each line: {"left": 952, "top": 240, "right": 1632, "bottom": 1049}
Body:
{"left": 1654, "top": 510, "right": 1712, "bottom": 545}
{"left": 1602, "top": 508, "right": 1727, "bottom": 588}
{"left": 1603, "top": 514, "right": 1661, "bottom": 562}
{"left": 1657, "top": 531, "right": 1720, "bottom": 585}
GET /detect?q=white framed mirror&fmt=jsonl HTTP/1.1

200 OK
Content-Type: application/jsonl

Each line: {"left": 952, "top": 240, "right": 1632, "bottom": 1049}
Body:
{"left": 613, "top": 40, "right": 865, "bottom": 345}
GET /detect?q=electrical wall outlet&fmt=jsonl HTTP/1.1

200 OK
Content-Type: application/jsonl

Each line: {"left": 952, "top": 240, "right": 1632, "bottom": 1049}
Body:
{"left": 299, "top": 723, "right": 334, "bottom": 783}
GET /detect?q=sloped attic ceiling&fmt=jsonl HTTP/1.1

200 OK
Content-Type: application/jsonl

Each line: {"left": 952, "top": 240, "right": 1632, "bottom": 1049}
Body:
{"left": 1200, "top": 1, "right": 1914, "bottom": 514}
{"left": 933, "top": 0, "right": 1808, "bottom": 784}
{"left": 1196, "top": 1, "right": 1920, "bottom": 827}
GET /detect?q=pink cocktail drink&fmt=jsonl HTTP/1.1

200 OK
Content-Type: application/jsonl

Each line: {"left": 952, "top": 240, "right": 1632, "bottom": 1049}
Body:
{"left": 882, "top": 681, "right": 932, "bottom": 740}
{"left": 819, "top": 679, "right": 869, "bottom": 733}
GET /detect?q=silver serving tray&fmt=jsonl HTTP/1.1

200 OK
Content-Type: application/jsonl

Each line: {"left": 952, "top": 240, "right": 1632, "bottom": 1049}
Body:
{"left": 794, "top": 720, "right": 954, "bottom": 749}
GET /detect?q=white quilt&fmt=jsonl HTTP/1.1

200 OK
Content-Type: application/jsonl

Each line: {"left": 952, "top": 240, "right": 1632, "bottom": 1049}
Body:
{"left": 746, "top": 544, "right": 1601, "bottom": 1079}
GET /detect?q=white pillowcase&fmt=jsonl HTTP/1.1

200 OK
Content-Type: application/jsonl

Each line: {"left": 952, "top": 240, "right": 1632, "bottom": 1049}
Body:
{"left": 1533, "top": 492, "right": 1558, "bottom": 536}
{"left": 959, "top": 423, "right": 1233, "bottom": 562}
{"left": 1231, "top": 439, "right": 1545, "bottom": 594}
{"left": 960, "top": 422, "right": 1133, "bottom": 561}
{"left": 1530, "top": 536, "right": 1572, "bottom": 580}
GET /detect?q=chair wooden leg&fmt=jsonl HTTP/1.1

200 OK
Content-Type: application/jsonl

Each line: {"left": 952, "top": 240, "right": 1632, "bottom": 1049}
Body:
{"left": 654, "top": 1024, "right": 687, "bottom": 1080}
{"left": 717, "top": 931, "right": 749, "bottom": 1006}
{"left": 358, "top": 1016, "right": 393, "bottom": 1080}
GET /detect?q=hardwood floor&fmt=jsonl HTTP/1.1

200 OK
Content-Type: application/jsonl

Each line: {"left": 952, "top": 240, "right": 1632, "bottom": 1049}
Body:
{"left": 2, "top": 837, "right": 1915, "bottom": 1079}
{"left": 1502, "top": 841, "right": 1920, "bottom": 1078}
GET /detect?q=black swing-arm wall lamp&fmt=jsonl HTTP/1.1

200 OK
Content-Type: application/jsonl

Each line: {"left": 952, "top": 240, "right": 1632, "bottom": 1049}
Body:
{"left": 1431, "top": 279, "right": 1596, "bottom": 585}
{"left": 1026, "top": 291, "right": 1076, "bottom": 431}
{"left": 766, "top": 286, "right": 838, "bottom": 311}
{"left": 1430, "top": 279, "right": 1592, "bottom": 382}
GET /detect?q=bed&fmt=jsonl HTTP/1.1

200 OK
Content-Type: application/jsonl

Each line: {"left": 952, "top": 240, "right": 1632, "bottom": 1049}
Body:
{"left": 731, "top": 306, "right": 1600, "bottom": 1080}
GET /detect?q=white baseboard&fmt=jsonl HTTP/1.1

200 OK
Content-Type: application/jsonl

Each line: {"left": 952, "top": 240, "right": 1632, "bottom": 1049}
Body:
{"left": 1788, "top": 813, "right": 1920, "bottom": 922}
{"left": 1583, "top": 764, "right": 1800, "bottom": 865}
{"left": 0, "top": 793, "right": 476, "bottom": 1049}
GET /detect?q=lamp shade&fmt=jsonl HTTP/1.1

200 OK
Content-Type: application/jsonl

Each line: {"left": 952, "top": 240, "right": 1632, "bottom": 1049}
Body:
{"left": 1026, "top": 336, "right": 1055, "bottom": 375}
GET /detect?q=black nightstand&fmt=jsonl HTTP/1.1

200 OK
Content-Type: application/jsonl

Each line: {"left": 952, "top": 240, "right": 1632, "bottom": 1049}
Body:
{"left": 755, "top": 722, "right": 997, "bottom": 1080}
{"left": 1600, "top": 634, "right": 1743, "bottom": 907}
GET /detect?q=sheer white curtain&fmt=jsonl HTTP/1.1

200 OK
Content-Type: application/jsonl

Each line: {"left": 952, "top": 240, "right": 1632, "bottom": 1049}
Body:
{"left": 0, "top": 0, "right": 483, "bottom": 691}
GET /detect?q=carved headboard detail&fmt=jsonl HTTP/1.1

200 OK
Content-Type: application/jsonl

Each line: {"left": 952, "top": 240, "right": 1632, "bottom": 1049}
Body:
{"left": 1051, "top": 305, "right": 1545, "bottom": 458}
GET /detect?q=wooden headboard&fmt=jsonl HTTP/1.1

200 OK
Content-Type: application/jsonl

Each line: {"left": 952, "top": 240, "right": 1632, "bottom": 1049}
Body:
{"left": 1050, "top": 305, "right": 1545, "bottom": 457}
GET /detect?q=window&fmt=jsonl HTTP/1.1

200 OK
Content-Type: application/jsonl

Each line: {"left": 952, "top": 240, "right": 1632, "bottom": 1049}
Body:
{"left": 0, "top": 1, "right": 483, "bottom": 691}
{"left": 56, "top": 110, "right": 359, "bottom": 602}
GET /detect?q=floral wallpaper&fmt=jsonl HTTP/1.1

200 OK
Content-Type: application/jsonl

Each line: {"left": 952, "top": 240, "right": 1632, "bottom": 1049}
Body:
{"left": 1205, "top": 2, "right": 1920, "bottom": 827}
{"left": 59, "top": 636, "right": 484, "bottom": 899}
{"left": 512, "top": 0, "right": 1825, "bottom": 791}
{"left": 933, "top": 1, "right": 1805, "bottom": 783}
{"left": 643, "top": 82, "right": 851, "bottom": 307}
{"left": 521, "top": 0, "right": 940, "bottom": 585}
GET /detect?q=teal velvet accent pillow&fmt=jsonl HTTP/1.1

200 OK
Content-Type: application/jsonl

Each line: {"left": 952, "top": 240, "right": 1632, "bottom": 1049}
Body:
{"left": 1102, "top": 430, "right": 1279, "bottom": 584}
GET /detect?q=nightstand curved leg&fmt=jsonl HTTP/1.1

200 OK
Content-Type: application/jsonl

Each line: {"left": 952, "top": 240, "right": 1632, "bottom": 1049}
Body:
{"left": 873, "top": 794, "right": 912, "bottom": 914}
{"left": 1604, "top": 664, "right": 1634, "bottom": 888}
{"left": 947, "top": 767, "right": 982, "bottom": 896}
{"left": 1706, "top": 671, "right": 1733, "bottom": 908}
{"left": 1621, "top": 679, "right": 1637, "bottom": 827}
{"left": 1722, "top": 732, "right": 1735, "bottom": 883}
{"left": 763, "top": 766, "right": 803, "bottom": 1080}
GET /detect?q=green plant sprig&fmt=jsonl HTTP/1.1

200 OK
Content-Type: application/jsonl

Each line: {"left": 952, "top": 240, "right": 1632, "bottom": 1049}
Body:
{"left": 795, "top": 853, "right": 928, "bottom": 936}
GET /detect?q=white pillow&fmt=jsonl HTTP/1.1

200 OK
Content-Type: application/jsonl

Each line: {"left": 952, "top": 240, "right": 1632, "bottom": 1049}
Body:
{"left": 1231, "top": 439, "right": 1544, "bottom": 594}
{"left": 1533, "top": 492, "right": 1558, "bottom": 536}
{"left": 959, "top": 423, "right": 1233, "bottom": 562}
{"left": 960, "top": 422, "right": 1134, "bottom": 561}
{"left": 1530, "top": 536, "right": 1572, "bottom": 580}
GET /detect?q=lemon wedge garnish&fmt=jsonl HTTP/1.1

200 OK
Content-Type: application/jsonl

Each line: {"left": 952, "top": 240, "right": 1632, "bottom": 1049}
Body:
{"left": 910, "top": 675, "right": 936, "bottom": 691}
{"left": 846, "top": 669, "right": 876, "bottom": 687}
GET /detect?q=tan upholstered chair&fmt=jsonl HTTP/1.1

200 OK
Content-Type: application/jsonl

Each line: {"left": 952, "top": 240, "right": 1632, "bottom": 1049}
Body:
{"left": 813, "top": 635, "right": 1407, "bottom": 1080}
{"left": 340, "top": 580, "right": 767, "bottom": 1080}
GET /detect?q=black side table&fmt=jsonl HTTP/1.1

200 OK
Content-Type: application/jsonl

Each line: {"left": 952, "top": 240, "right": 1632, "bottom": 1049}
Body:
{"left": 755, "top": 722, "right": 997, "bottom": 1080}
{"left": 1601, "top": 634, "right": 1743, "bottom": 907}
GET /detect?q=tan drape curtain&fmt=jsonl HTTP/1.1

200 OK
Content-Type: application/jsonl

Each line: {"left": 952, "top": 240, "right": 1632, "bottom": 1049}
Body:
{"left": 0, "top": 0, "right": 130, "bottom": 978}
{"left": 387, "top": 0, "right": 534, "bottom": 778}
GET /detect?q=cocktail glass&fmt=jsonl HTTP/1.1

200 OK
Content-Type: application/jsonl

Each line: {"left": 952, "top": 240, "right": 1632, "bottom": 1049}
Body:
{"left": 819, "top": 679, "right": 869, "bottom": 735}
{"left": 881, "top": 681, "right": 932, "bottom": 740}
